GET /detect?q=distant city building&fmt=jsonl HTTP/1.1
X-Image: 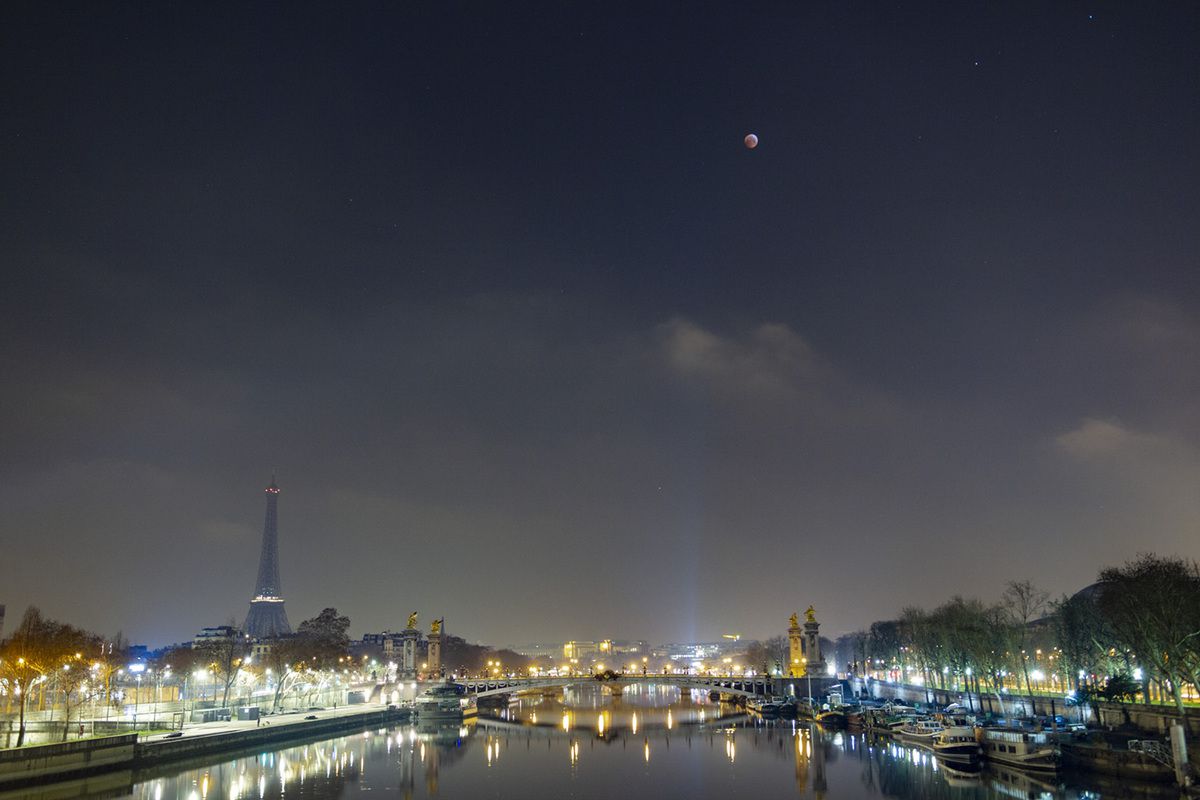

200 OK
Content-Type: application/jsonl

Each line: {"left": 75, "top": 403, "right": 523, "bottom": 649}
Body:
{"left": 563, "top": 641, "right": 599, "bottom": 660}
{"left": 193, "top": 625, "right": 241, "bottom": 648}
{"left": 558, "top": 639, "right": 648, "bottom": 663}
{"left": 243, "top": 476, "right": 292, "bottom": 638}
{"left": 659, "top": 642, "right": 730, "bottom": 660}
{"left": 251, "top": 637, "right": 282, "bottom": 660}
{"left": 352, "top": 631, "right": 412, "bottom": 663}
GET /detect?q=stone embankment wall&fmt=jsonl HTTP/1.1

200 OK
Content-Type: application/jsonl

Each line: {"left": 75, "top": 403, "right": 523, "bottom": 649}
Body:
{"left": 1, "top": 707, "right": 411, "bottom": 788}
{"left": 0, "top": 734, "right": 137, "bottom": 785}
{"left": 137, "top": 708, "right": 406, "bottom": 765}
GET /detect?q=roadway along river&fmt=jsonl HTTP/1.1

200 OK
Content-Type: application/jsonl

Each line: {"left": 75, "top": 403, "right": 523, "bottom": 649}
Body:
{"left": 32, "top": 683, "right": 1175, "bottom": 799}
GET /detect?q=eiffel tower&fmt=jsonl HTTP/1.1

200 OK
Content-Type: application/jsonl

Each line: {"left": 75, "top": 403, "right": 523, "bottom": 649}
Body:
{"left": 243, "top": 476, "right": 291, "bottom": 638}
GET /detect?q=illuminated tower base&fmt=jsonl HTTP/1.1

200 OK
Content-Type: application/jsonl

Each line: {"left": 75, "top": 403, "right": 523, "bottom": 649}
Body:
{"left": 245, "top": 597, "right": 290, "bottom": 638}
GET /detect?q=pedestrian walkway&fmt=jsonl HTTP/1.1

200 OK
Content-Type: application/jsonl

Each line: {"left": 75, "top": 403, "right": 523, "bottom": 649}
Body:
{"left": 141, "top": 703, "right": 398, "bottom": 743}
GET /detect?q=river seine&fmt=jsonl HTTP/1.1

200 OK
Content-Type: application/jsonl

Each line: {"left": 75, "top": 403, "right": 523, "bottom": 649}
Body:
{"left": 103, "top": 684, "right": 1174, "bottom": 799}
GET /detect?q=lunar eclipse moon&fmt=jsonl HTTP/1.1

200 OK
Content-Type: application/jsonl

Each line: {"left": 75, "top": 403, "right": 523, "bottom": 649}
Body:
{"left": 744, "top": 133, "right": 758, "bottom": 149}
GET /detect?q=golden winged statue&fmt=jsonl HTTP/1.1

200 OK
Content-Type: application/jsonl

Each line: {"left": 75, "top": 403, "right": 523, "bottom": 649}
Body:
{"left": 805, "top": 605, "right": 816, "bottom": 623}
{"left": 789, "top": 612, "right": 799, "bottom": 628}
{"left": 430, "top": 618, "right": 442, "bottom": 635}
{"left": 407, "top": 611, "right": 418, "bottom": 629}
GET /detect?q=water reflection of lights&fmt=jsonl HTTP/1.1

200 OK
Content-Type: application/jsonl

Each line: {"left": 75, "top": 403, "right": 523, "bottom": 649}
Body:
{"left": 141, "top": 685, "right": 788, "bottom": 799}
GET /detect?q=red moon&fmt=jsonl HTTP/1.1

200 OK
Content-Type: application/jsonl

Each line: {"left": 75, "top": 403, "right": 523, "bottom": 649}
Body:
{"left": 744, "top": 133, "right": 759, "bottom": 149}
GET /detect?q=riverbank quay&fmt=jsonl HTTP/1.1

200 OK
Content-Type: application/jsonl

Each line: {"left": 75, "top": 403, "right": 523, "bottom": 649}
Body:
{"left": 0, "top": 704, "right": 411, "bottom": 789}
{"left": 859, "top": 678, "right": 1200, "bottom": 788}
{"left": 856, "top": 677, "right": 1200, "bottom": 736}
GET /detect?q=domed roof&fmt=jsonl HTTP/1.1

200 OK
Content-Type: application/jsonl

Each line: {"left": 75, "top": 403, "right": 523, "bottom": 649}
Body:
{"left": 1069, "top": 582, "right": 1106, "bottom": 604}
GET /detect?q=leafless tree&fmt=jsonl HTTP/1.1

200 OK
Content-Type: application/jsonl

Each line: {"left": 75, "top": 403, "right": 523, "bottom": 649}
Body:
{"left": 195, "top": 624, "right": 250, "bottom": 710}
{"left": 1004, "top": 579, "right": 1048, "bottom": 714}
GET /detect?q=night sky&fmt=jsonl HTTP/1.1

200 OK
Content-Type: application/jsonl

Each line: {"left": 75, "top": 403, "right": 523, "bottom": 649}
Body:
{"left": 3, "top": 3, "right": 1198, "bottom": 648}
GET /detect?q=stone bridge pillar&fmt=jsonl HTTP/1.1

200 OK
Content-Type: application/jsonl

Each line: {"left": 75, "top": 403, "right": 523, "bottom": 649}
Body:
{"left": 428, "top": 630, "right": 442, "bottom": 677}
{"left": 804, "top": 610, "right": 826, "bottom": 677}
{"left": 400, "top": 627, "right": 419, "bottom": 678}
{"left": 788, "top": 615, "right": 804, "bottom": 678}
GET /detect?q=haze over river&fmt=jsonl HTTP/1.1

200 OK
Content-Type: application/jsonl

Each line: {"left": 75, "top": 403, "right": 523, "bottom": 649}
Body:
{"left": 26, "top": 684, "right": 1177, "bottom": 799}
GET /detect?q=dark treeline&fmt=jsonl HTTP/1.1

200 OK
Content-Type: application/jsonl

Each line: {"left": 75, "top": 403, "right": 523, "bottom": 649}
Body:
{"left": 832, "top": 554, "right": 1200, "bottom": 717}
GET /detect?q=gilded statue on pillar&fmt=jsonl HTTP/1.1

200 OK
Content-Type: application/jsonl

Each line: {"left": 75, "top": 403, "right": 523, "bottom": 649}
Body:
{"left": 407, "top": 611, "right": 418, "bottom": 630}
{"left": 805, "top": 605, "right": 817, "bottom": 623}
{"left": 789, "top": 612, "right": 799, "bottom": 628}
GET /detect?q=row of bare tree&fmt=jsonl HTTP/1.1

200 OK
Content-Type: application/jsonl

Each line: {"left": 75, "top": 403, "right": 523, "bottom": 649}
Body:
{"left": 833, "top": 554, "right": 1200, "bottom": 717}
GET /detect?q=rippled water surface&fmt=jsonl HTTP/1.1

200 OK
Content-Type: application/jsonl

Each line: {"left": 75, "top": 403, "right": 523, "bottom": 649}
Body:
{"left": 22, "top": 684, "right": 1182, "bottom": 799}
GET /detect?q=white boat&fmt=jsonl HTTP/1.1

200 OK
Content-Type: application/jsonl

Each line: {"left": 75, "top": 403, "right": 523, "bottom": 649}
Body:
{"left": 415, "top": 682, "right": 471, "bottom": 718}
{"left": 932, "top": 726, "right": 983, "bottom": 761}
{"left": 981, "top": 728, "right": 1059, "bottom": 772}
{"left": 897, "top": 719, "right": 945, "bottom": 743}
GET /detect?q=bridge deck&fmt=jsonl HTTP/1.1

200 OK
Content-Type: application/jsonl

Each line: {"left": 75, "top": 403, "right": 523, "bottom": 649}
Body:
{"left": 458, "top": 674, "right": 814, "bottom": 699}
